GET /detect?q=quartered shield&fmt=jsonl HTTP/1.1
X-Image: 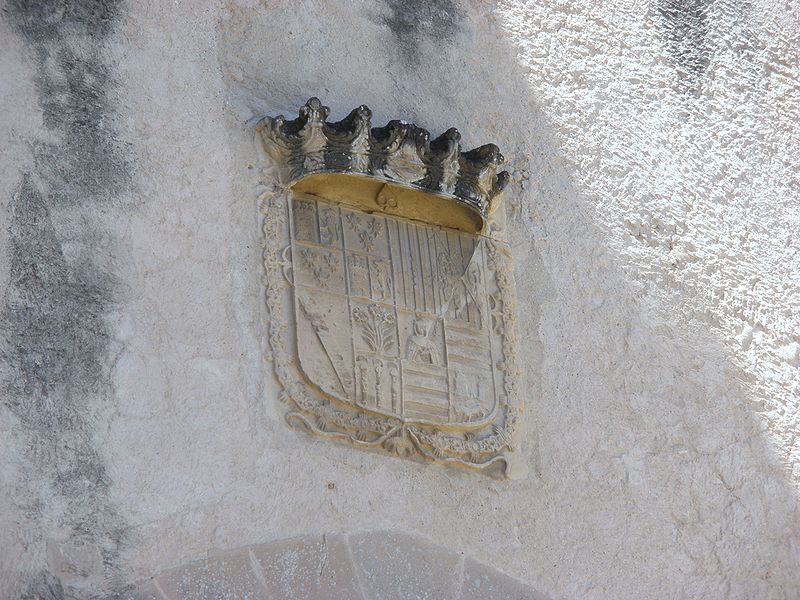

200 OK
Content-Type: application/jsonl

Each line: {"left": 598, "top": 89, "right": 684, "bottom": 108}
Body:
{"left": 289, "top": 195, "right": 504, "bottom": 428}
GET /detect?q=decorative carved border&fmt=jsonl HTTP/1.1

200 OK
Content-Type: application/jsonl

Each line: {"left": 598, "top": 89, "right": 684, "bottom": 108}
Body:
{"left": 258, "top": 180, "right": 522, "bottom": 478}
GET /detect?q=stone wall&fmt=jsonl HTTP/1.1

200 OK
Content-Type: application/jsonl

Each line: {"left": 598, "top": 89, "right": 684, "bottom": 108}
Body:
{"left": 1, "top": 1, "right": 798, "bottom": 599}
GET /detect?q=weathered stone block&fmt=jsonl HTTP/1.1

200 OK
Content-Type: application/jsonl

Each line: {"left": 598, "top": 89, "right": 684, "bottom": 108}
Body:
{"left": 349, "top": 531, "right": 462, "bottom": 600}
{"left": 250, "top": 534, "right": 364, "bottom": 599}
{"left": 461, "top": 557, "right": 547, "bottom": 600}
{"left": 156, "top": 549, "right": 266, "bottom": 600}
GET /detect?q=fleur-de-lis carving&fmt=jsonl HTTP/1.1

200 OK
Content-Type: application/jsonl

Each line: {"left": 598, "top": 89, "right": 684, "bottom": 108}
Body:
{"left": 299, "top": 248, "right": 338, "bottom": 287}
{"left": 345, "top": 213, "right": 383, "bottom": 252}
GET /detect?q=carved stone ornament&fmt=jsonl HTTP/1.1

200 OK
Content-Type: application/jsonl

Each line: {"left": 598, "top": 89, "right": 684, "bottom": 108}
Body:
{"left": 256, "top": 98, "right": 522, "bottom": 477}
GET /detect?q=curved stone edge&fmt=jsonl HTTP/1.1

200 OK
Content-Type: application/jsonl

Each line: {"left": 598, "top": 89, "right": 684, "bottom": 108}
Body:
{"left": 123, "top": 531, "right": 549, "bottom": 600}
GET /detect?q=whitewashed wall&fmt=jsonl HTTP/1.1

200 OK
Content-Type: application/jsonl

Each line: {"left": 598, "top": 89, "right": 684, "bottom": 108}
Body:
{"left": 1, "top": 1, "right": 798, "bottom": 598}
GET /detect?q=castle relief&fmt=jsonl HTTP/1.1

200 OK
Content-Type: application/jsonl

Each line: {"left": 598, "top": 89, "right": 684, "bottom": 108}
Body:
{"left": 257, "top": 98, "right": 522, "bottom": 477}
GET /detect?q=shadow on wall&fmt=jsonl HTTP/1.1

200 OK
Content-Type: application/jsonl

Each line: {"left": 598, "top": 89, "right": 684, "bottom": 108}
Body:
{"left": 217, "top": 0, "right": 800, "bottom": 597}
{"left": 128, "top": 530, "right": 549, "bottom": 599}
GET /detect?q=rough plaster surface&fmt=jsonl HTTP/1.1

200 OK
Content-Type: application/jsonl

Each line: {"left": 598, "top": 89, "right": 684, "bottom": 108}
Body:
{"left": 0, "top": 1, "right": 798, "bottom": 599}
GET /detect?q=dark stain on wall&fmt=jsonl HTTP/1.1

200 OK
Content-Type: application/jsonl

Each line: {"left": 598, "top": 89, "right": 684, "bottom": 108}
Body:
{"left": 381, "top": 0, "right": 465, "bottom": 66}
{"left": 655, "top": 0, "right": 712, "bottom": 93}
{"left": 21, "top": 571, "right": 65, "bottom": 600}
{"left": 7, "top": 0, "right": 130, "bottom": 203}
{"left": 2, "top": 0, "right": 131, "bottom": 597}
{"left": 3, "top": 176, "right": 114, "bottom": 406}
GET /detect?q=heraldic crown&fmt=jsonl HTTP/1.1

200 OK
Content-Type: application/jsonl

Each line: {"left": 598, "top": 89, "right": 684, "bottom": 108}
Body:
{"left": 257, "top": 97, "right": 509, "bottom": 233}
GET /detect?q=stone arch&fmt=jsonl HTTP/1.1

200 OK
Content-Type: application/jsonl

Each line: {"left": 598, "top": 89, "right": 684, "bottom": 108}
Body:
{"left": 127, "top": 530, "right": 548, "bottom": 599}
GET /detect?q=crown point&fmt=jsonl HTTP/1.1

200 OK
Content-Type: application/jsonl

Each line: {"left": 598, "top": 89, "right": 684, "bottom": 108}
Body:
{"left": 298, "top": 97, "right": 330, "bottom": 123}
{"left": 427, "top": 129, "right": 461, "bottom": 161}
{"left": 495, "top": 171, "right": 510, "bottom": 191}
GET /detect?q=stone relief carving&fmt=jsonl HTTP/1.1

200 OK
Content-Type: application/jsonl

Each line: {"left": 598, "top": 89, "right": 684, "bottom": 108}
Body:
{"left": 257, "top": 98, "right": 522, "bottom": 477}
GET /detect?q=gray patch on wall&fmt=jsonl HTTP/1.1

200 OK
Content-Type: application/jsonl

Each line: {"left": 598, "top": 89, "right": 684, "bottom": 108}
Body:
{"left": 2, "top": 0, "right": 131, "bottom": 597}
{"left": 20, "top": 571, "right": 65, "bottom": 600}
{"left": 655, "top": 0, "right": 712, "bottom": 94}
{"left": 381, "top": 0, "right": 465, "bottom": 66}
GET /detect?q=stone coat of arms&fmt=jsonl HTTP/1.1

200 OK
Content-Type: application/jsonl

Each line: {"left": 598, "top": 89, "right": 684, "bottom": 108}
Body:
{"left": 257, "top": 98, "right": 521, "bottom": 477}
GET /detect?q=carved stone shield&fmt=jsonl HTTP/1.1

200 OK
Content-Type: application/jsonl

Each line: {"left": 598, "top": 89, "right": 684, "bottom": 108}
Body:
{"left": 258, "top": 98, "right": 521, "bottom": 477}
{"left": 290, "top": 195, "right": 502, "bottom": 427}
